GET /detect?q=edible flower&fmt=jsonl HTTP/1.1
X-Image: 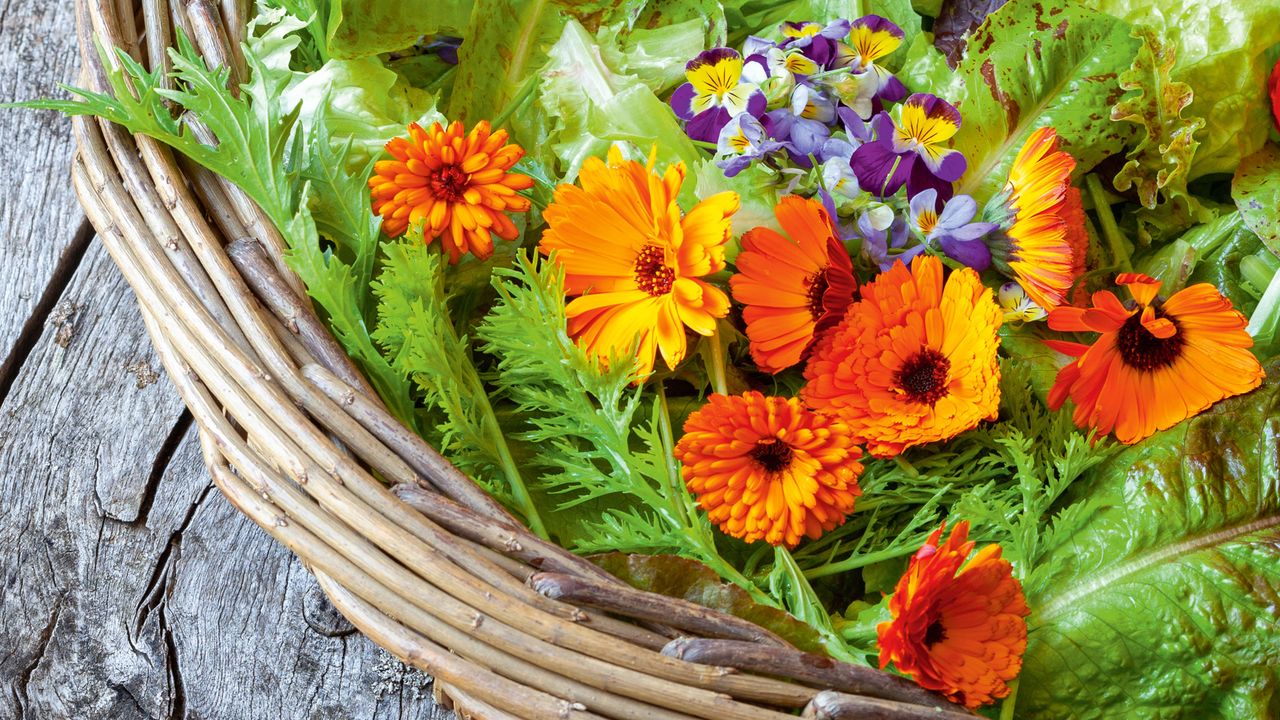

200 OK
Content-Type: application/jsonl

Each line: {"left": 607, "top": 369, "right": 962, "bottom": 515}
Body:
{"left": 858, "top": 210, "right": 916, "bottom": 272}
{"left": 731, "top": 196, "right": 858, "bottom": 372}
{"left": 671, "top": 48, "right": 766, "bottom": 143}
{"left": 779, "top": 19, "right": 851, "bottom": 67}
{"left": 907, "top": 189, "right": 995, "bottom": 270}
{"left": 835, "top": 15, "right": 908, "bottom": 102}
{"left": 369, "top": 120, "right": 532, "bottom": 262}
{"left": 803, "top": 255, "right": 1002, "bottom": 458}
{"left": 538, "top": 146, "right": 738, "bottom": 378}
{"left": 877, "top": 521, "right": 1029, "bottom": 709}
{"left": 1045, "top": 273, "right": 1265, "bottom": 444}
{"left": 851, "top": 94, "right": 967, "bottom": 201}
{"left": 675, "top": 391, "right": 863, "bottom": 547}
{"left": 983, "top": 127, "right": 1083, "bottom": 311}
{"left": 716, "top": 113, "right": 786, "bottom": 177}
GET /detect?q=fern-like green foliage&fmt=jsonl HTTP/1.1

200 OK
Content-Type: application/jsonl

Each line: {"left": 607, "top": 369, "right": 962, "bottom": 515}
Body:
{"left": 372, "top": 239, "right": 547, "bottom": 537}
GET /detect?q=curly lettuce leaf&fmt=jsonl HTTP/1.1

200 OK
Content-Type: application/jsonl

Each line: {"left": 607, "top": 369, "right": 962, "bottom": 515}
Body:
{"left": 1018, "top": 367, "right": 1280, "bottom": 718}
{"left": 1111, "top": 27, "right": 1204, "bottom": 212}
{"left": 1082, "top": 0, "right": 1280, "bottom": 179}
{"left": 938, "top": 0, "right": 1141, "bottom": 202}
{"left": 327, "top": 0, "right": 472, "bottom": 59}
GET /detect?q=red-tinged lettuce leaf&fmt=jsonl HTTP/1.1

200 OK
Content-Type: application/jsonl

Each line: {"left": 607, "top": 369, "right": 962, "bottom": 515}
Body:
{"left": 1081, "top": 0, "right": 1280, "bottom": 179}
{"left": 1233, "top": 144, "right": 1280, "bottom": 259}
{"left": 327, "top": 0, "right": 473, "bottom": 59}
{"left": 1018, "top": 364, "right": 1280, "bottom": 718}
{"left": 1111, "top": 27, "right": 1204, "bottom": 212}
{"left": 932, "top": 0, "right": 1007, "bottom": 66}
{"left": 941, "top": 0, "right": 1141, "bottom": 202}
{"left": 591, "top": 552, "right": 826, "bottom": 654}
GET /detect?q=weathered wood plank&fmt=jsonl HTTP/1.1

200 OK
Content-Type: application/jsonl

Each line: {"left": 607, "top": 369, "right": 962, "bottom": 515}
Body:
{"left": 0, "top": 0, "right": 93, "bottom": 395}
{"left": 0, "top": 238, "right": 452, "bottom": 719}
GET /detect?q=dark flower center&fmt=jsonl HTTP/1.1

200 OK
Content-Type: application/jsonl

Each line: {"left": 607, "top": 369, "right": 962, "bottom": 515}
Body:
{"left": 430, "top": 165, "right": 470, "bottom": 202}
{"left": 896, "top": 348, "right": 951, "bottom": 406}
{"left": 749, "top": 438, "right": 794, "bottom": 474}
{"left": 806, "top": 269, "right": 830, "bottom": 320}
{"left": 1117, "top": 309, "right": 1184, "bottom": 371}
{"left": 634, "top": 245, "right": 676, "bottom": 296}
{"left": 924, "top": 618, "right": 947, "bottom": 648}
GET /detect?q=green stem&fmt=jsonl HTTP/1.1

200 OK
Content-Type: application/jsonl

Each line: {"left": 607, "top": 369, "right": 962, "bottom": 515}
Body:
{"left": 490, "top": 74, "right": 538, "bottom": 131}
{"left": 999, "top": 678, "right": 1021, "bottom": 720}
{"left": 801, "top": 542, "right": 919, "bottom": 580}
{"left": 707, "top": 322, "right": 729, "bottom": 396}
{"left": 1085, "top": 174, "right": 1131, "bottom": 272}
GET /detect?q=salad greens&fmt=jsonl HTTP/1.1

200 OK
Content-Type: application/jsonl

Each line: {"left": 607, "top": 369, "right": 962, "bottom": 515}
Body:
{"left": 22, "top": 0, "right": 1280, "bottom": 715}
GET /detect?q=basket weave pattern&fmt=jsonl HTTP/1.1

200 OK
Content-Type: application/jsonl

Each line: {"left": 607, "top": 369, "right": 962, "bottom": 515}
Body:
{"left": 70, "top": 1, "right": 976, "bottom": 717}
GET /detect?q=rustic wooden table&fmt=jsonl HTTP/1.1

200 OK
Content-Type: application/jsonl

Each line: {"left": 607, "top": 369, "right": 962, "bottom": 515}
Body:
{"left": 0, "top": 3, "right": 452, "bottom": 718}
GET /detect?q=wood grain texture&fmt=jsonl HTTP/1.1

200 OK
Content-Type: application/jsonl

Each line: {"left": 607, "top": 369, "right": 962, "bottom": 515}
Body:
{"left": 0, "top": 238, "right": 454, "bottom": 720}
{"left": 0, "top": 0, "right": 94, "bottom": 391}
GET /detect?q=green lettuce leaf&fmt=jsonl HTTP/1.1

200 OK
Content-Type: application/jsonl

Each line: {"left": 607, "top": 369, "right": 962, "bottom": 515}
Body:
{"left": 327, "top": 0, "right": 473, "bottom": 59}
{"left": 934, "top": 0, "right": 1141, "bottom": 202}
{"left": 1018, "top": 366, "right": 1280, "bottom": 718}
{"left": 1111, "top": 27, "right": 1204, "bottom": 212}
{"left": 1233, "top": 144, "right": 1280, "bottom": 259}
{"left": 1082, "top": 0, "right": 1280, "bottom": 179}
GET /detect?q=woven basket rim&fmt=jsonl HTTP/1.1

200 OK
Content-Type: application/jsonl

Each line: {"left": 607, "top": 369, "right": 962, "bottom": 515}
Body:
{"left": 67, "top": 1, "right": 977, "bottom": 717}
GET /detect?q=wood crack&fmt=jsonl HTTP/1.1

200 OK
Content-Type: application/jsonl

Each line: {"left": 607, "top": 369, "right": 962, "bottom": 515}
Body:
{"left": 130, "top": 482, "right": 214, "bottom": 651}
{"left": 12, "top": 597, "right": 64, "bottom": 718}
{"left": 130, "top": 412, "right": 194, "bottom": 528}
{"left": 0, "top": 218, "right": 94, "bottom": 410}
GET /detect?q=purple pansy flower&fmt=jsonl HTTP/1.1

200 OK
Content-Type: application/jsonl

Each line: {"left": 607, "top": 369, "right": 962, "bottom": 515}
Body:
{"left": 671, "top": 48, "right": 767, "bottom": 143}
{"left": 859, "top": 211, "right": 920, "bottom": 271}
{"left": 850, "top": 94, "right": 967, "bottom": 201}
{"left": 834, "top": 15, "right": 908, "bottom": 102}
{"left": 779, "top": 19, "right": 851, "bottom": 67}
{"left": 715, "top": 113, "right": 785, "bottom": 177}
{"left": 907, "top": 189, "right": 997, "bottom": 270}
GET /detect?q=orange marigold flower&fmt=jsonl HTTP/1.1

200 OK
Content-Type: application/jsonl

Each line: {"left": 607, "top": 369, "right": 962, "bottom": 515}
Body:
{"left": 802, "top": 255, "right": 1002, "bottom": 458}
{"left": 674, "top": 392, "right": 863, "bottom": 547}
{"left": 1045, "top": 273, "right": 1265, "bottom": 445}
{"left": 985, "top": 127, "right": 1083, "bottom": 311}
{"left": 730, "top": 196, "right": 857, "bottom": 373}
{"left": 370, "top": 120, "right": 534, "bottom": 262}
{"left": 539, "top": 146, "right": 738, "bottom": 377}
{"left": 878, "top": 521, "right": 1029, "bottom": 709}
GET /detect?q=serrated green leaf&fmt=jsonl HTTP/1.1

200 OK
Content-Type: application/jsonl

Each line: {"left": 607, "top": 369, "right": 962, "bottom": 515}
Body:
{"left": 946, "top": 0, "right": 1140, "bottom": 202}
{"left": 1111, "top": 26, "right": 1204, "bottom": 212}
{"left": 1019, "top": 366, "right": 1280, "bottom": 718}
{"left": 1233, "top": 144, "right": 1280, "bottom": 260}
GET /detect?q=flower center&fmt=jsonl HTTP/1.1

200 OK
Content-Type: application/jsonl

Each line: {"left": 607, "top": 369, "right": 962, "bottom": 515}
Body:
{"left": 923, "top": 618, "right": 947, "bottom": 648}
{"left": 1117, "top": 310, "right": 1184, "bottom": 371}
{"left": 430, "top": 165, "right": 470, "bottom": 203}
{"left": 896, "top": 348, "right": 950, "bottom": 406}
{"left": 634, "top": 245, "right": 676, "bottom": 296}
{"left": 749, "top": 438, "right": 794, "bottom": 474}
{"left": 805, "top": 269, "right": 830, "bottom": 320}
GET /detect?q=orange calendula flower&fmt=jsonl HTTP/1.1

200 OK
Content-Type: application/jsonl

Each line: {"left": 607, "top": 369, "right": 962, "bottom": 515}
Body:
{"left": 802, "top": 255, "right": 1002, "bottom": 458}
{"left": 730, "top": 196, "right": 857, "bottom": 373}
{"left": 878, "top": 521, "right": 1029, "bottom": 709}
{"left": 984, "top": 127, "right": 1084, "bottom": 311}
{"left": 674, "top": 392, "right": 863, "bottom": 547}
{"left": 539, "top": 146, "right": 738, "bottom": 377}
{"left": 1045, "top": 273, "right": 1265, "bottom": 444}
{"left": 370, "top": 120, "right": 533, "bottom": 262}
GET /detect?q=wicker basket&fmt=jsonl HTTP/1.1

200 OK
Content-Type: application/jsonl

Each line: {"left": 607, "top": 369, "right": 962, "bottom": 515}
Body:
{"left": 69, "top": 1, "right": 976, "bottom": 717}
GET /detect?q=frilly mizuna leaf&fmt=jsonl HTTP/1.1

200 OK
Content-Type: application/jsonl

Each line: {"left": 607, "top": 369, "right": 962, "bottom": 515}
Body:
{"left": 591, "top": 553, "right": 826, "bottom": 654}
{"left": 1018, "top": 364, "right": 1280, "bottom": 718}
{"left": 1082, "top": 0, "right": 1280, "bottom": 179}
{"left": 1111, "top": 27, "right": 1204, "bottom": 212}
{"left": 1233, "top": 144, "right": 1280, "bottom": 259}
{"left": 948, "top": 0, "right": 1141, "bottom": 202}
